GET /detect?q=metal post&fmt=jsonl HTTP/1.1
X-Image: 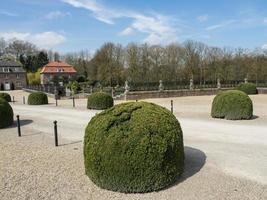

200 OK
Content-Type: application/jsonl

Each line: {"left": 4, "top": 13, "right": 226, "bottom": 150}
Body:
{"left": 23, "top": 96, "right": 25, "bottom": 104}
{"left": 72, "top": 97, "right": 75, "bottom": 107}
{"left": 54, "top": 121, "right": 58, "bottom": 147}
{"left": 171, "top": 100, "right": 174, "bottom": 113}
{"left": 17, "top": 115, "right": 21, "bottom": 137}
{"left": 12, "top": 96, "right": 15, "bottom": 103}
{"left": 55, "top": 98, "right": 58, "bottom": 106}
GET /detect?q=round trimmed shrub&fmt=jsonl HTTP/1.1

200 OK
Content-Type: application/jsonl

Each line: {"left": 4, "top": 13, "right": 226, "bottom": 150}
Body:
{"left": 211, "top": 90, "right": 253, "bottom": 120}
{"left": 84, "top": 102, "right": 184, "bottom": 193}
{"left": 0, "top": 93, "right": 11, "bottom": 102}
{"left": 28, "top": 92, "right": 48, "bottom": 105}
{"left": 87, "top": 92, "right": 114, "bottom": 110}
{"left": 0, "top": 98, "right": 14, "bottom": 128}
{"left": 236, "top": 83, "right": 258, "bottom": 95}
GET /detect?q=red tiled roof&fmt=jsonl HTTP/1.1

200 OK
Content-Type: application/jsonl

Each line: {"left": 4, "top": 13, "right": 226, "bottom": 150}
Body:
{"left": 40, "top": 61, "right": 77, "bottom": 74}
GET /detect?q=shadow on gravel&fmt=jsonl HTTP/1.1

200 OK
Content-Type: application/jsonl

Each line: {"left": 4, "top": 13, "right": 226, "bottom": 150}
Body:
{"left": 251, "top": 115, "right": 259, "bottom": 120}
{"left": 166, "top": 146, "right": 206, "bottom": 189}
{"left": 59, "top": 140, "right": 83, "bottom": 146}
{"left": 7, "top": 119, "right": 33, "bottom": 129}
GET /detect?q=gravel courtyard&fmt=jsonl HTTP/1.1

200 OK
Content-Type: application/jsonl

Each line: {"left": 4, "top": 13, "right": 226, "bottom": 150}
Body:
{"left": 0, "top": 90, "right": 266, "bottom": 200}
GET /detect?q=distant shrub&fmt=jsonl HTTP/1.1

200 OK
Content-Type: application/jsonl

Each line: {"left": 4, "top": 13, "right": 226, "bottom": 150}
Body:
{"left": 211, "top": 90, "right": 253, "bottom": 120}
{"left": 0, "top": 93, "right": 11, "bottom": 102}
{"left": 71, "top": 81, "right": 80, "bottom": 94}
{"left": 27, "top": 69, "right": 41, "bottom": 85}
{"left": 235, "top": 83, "right": 258, "bottom": 95}
{"left": 84, "top": 102, "right": 184, "bottom": 193}
{"left": 87, "top": 92, "right": 113, "bottom": 110}
{"left": 28, "top": 92, "right": 48, "bottom": 105}
{"left": 0, "top": 98, "right": 13, "bottom": 128}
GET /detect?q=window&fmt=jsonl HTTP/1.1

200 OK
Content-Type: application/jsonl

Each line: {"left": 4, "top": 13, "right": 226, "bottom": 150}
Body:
{"left": 5, "top": 74, "right": 8, "bottom": 79}
{"left": 16, "top": 82, "right": 22, "bottom": 87}
{"left": 16, "top": 74, "right": 20, "bottom": 79}
{"left": 3, "top": 68, "right": 9, "bottom": 72}
{"left": 57, "top": 68, "right": 64, "bottom": 72}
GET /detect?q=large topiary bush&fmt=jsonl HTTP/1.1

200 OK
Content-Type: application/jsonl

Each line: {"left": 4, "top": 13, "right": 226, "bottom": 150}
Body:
{"left": 211, "top": 90, "right": 253, "bottom": 120}
{"left": 87, "top": 92, "right": 114, "bottom": 110}
{"left": 0, "top": 93, "right": 11, "bottom": 102}
{"left": 0, "top": 98, "right": 14, "bottom": 128}
{"left": 84, "top": 102, "right": 184, "bottom": 193}
{"left": 236, "top": 83, "right": 258, "bottom": 95}
{"left": 28, "top": 92, "right": 48, "bottom": 105}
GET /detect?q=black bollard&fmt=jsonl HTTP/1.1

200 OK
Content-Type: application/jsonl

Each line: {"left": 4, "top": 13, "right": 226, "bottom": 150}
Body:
{"left": 17, "top": 115, "right": 21, "bottom": 137}
{"left": 171, "top": 100, "right": 173, "bottom": 114}
{"left": 12, "top": 96, "right": 15, "bottom": 103}
{"left": 54, "top": 121, "right": 58, "bottom": 147}
{"left": 55, "top": 98, "right": 58, "bottom": 106}
{"left": 72, "top": 97, "right": 75, "bottom": 108}
{"left": 23, "top": 96, "right": 25, "bottom": 104}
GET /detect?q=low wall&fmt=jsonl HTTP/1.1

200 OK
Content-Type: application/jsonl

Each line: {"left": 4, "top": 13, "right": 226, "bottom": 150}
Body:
{"left": 124, "top": 88, "right": 228, "bottom": 100}
{"left": 258, "top": 88, "right": 267, "bottom": 94}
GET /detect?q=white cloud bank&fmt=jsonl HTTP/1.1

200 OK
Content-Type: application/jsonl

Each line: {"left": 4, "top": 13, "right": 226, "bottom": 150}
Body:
{"left": 62, "top": 0, "right": 178, "bottom": 45}
{"left": 0, "top": 31, "right": 66, "bottom": 48}
{"left": 262, "top": 43, "right": 267, "bottom": 49}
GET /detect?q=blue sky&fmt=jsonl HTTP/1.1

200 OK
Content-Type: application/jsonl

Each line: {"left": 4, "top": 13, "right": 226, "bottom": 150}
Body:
{"left": 1, "top": 0, "right": 267, "bottom": 53}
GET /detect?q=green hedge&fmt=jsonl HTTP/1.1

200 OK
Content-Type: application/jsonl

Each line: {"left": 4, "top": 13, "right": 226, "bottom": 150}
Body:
{"left": 0, "top": 98, "right": 14, "bottom": 128}
{"left": 28, "top": 92, "right": 48, "bottom": 105}
{"left": 0, "top": 93, "right": 11, "bottom": 102}
{"left": 87, "top": 92, "right": 114, "bottom": 110}
{"left": 84, "top": 102, "right": 184, "bottom": 193}
{"left": 211, "top": 90, "right": 253, "bottom": 120}
{"left": 235, "top": 83, "right": 258, "bottom": 95}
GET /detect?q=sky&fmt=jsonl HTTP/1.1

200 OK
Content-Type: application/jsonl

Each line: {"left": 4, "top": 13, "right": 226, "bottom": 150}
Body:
{"left": 0, "top": 0, "right": 267, "bottom": 53}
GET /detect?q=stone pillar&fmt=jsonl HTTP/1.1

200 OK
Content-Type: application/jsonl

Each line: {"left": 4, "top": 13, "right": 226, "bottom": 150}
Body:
{"left": 217, "top": 78, "right": 221, "bottom": 89}
{"left": 159, "top": 80, "right": 164, "bottom": 92}
{"left": 244, "top": 78, "right": 248, "bottom": 83}
{"left": 189, "top": 78, "right": 194, "bottom": 90}
{"left": 124, "top": 80, "right": 130, "bottom": 101}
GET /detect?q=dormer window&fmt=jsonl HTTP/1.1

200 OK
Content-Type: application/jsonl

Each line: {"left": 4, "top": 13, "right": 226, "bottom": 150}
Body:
{"left": 57, "top": 68, "right": 64, "bottom": 72}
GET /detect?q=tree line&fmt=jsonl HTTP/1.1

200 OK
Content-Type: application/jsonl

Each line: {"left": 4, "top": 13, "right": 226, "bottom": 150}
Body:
{"left": 1, "top": 38, "right": 267, "bottom": 87}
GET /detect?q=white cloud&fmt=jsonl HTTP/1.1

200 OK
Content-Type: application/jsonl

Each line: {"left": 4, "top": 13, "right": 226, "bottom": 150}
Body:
{"left": 197, "top": 15, "right": 208, "bottom": 22}
{"left": 262, "top": 43, "right": 267, "bottom": 49}
{"left": 44, "top": 11, "right": 70, "bottom": 19}
{"left": 62, "top": 0, "right": 178, "bottom": 44}
{"left": 205, "top": 20, "right": 237, "bottom": 31}
{"left": 0, "top": 31, "right": 66, "bottom": 48}
{"left": 0, "top": 10, "right": 18, "bottom": 17}
{"left": 119, "top": 27, "right": 135, "bottom": 36}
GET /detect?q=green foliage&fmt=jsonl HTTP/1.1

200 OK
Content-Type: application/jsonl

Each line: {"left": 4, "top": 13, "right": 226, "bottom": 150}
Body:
{"left": 0, "top": 98, "right": 13, "bottom": 128}
{"left": 235, "top": 83, "right": 258, "bottom": 95}
{"left": 71, "top": 81, "right": 80, "bottom": 94}
{"left": 87, "top": 92, "right": 113, "bottom": 110}
{"left": 28, "top": 92, "right": 48, "bottom": 105}
{"left": 0, "top": 93, "right": 11, "bottom": 102}
{"left": 211, "top": 90, "right": 253, "bottom": 120}
{"left": 27, "top": 69, "right": 41, "bottom": 85}
{"left": 84, "top": 102, "right": 184, "bottom": 193}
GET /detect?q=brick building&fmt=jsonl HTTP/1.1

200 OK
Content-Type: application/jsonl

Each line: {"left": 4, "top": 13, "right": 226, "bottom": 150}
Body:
{"left": 0, "top": 60, "right": 27, "bottom": 90}
{"left": 40, "top": 61, "right": 77, "bottom": 85}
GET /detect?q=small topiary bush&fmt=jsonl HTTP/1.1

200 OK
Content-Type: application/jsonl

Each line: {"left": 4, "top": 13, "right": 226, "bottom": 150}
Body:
{"left": 0, "top": 98, "right": 14, "bottom": 128}
{"left": 87, "top": 92, "right": 114, "bottom": 110}
{"left": 211, "top": 90, "right": 253, "bottom": 120}
{"left": 28, "top": 92, "right": 48, "bottom": 105}
{"left": 235, "top": 83, "right": 258, "bottom": 95}
{"left": 0, "top": 93, "right": 11, "bottom": 102}
{"left": 84, "top": 102, "right": 184, "bottom": 193}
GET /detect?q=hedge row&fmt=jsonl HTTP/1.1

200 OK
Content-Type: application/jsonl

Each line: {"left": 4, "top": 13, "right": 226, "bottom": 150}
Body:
{"left": 28, "top": 92, "right": 48, "bottom": 105}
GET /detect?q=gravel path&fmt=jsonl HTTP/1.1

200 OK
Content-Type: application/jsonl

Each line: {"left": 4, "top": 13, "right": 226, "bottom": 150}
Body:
{"left": 0, "top": 91, "right": 267, "bottom": 199}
